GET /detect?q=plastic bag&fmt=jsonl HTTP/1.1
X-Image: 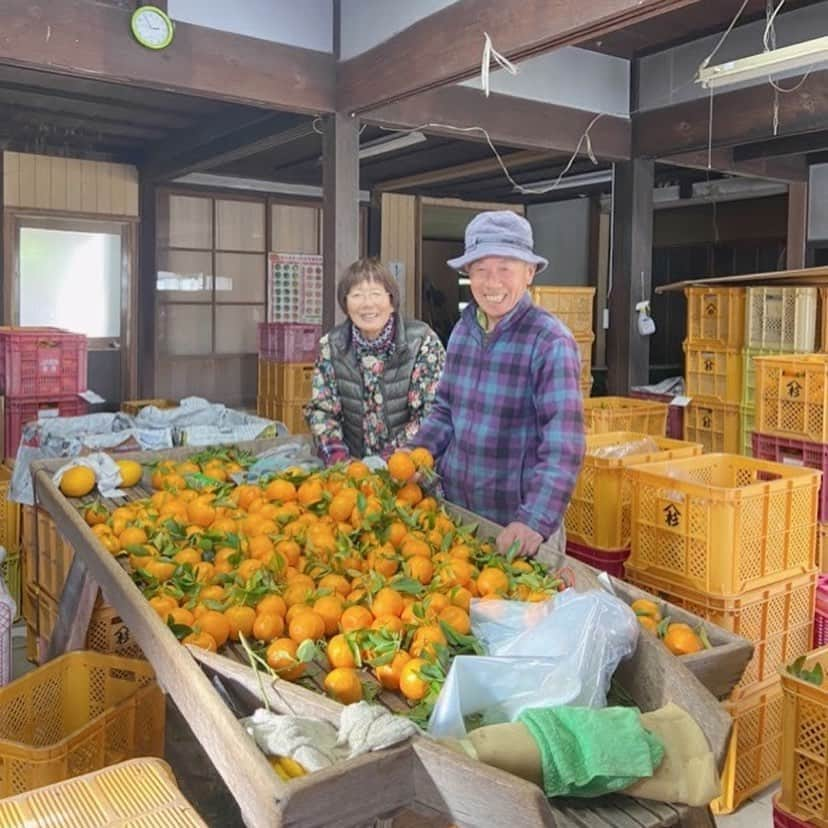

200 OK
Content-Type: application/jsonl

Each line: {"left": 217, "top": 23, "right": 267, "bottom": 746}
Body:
{"left": 427, "top": 589, "right": 639, "bottom": 740}
{"left": 588, "top": 437, "right": 661, "bottom": 460}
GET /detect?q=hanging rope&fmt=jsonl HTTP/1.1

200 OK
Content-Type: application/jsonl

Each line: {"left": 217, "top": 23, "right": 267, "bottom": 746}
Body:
{"left": 480, "top": 32, "right": 519, "bottom": 97}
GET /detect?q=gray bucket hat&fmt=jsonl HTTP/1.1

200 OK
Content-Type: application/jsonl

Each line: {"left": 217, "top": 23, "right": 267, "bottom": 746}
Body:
{"left": 447, "top": 210, "right": 548, "bottom": 273}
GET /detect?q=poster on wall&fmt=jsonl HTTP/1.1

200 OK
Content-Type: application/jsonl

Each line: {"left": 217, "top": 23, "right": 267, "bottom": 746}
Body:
{"left": 267, "top": 253, "right": 323, "bottom": 324}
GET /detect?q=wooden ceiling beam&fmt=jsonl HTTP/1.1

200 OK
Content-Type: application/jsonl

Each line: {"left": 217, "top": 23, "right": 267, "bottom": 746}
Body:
{"left": 375, "top": 150, "right": 555, "bottom": 192}
{"left": 337, "top": 0, "right": 702, "bottom": 114}
{"left": 363, "top": 86, "right": 631, "bottom": 159}
{"left": 143, "top": 115, "right": 317, "bottom": 182}
{"left": 634, "top": 69, "right": 828, "bottom": 158}
{"left": 662, "top": 148, "right": 808, "bottom": 182}
{"left": 733, "top": 131, "right": 828, "bottom": 161}
{"left": 0, "top": 0, "right": 335, "bottom": 113}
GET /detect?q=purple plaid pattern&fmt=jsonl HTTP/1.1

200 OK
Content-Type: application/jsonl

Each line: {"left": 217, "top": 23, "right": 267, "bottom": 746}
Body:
{"left": 413, "top": 293, "right": 585, "bottom": 536}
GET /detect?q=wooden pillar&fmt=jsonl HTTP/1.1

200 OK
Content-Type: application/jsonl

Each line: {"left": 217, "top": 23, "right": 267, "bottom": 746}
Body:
{"left": 607, "top": 159, "right": 654, "bottom": 394}
{"left": 322, "top": 113, "right": 360, "bottom": 332}
{"left": 787, "top": 181, "right": 808, "bottom": 269}
{"left": 138, "top": 176, "right": 156, "bottom": 398}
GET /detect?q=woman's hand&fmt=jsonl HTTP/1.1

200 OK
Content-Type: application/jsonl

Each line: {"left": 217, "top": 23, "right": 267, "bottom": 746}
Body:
{"left": 496, "top": 522, "right": 543, "bottom": 558}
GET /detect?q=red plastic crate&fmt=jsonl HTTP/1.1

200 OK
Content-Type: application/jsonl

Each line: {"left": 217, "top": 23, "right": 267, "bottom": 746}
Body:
{"left": 565, "top": 539, "right": 630, "bottom": 578}
{"left": 629, "top": 391, "right": 684, "bottom": 439}
{"left": 816, "top": 576, "right": 828, "bottom": 647}
{"left": 775, "top": 794, "right": 814, "bottom": 827}
{"left": 752, "top": 432, "right": 828, "bottom": 522}
{"left": 257, "top": 322, "right": 320, "bottom": 363}
{"left": 5, "top": 397, "right": 88, "bottom": 457}
{"left": 0, "top": 328, "right": 87, "bottom": 398}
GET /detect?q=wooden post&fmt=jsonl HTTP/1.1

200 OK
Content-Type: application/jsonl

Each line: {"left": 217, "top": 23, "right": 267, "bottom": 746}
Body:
{"left": 322, "top": 113, "right": 360, "bottom": 332}
{"left": 608, "top": 159, "right": 654, "bottom": 394}
{"left": 138, "top": 176, "right": 156, "bottom": 397}
{"left": 787, "top": 181, "right": 808, "bottom": 269}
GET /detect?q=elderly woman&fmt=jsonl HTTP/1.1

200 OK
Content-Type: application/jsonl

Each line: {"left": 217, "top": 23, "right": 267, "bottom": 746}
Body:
{"left": 305, "top": 258, "right": 445, "bottom": 465}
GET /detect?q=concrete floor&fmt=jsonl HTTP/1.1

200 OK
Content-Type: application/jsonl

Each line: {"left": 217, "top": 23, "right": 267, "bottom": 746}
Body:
{"left": 9, "top": 625, "right": 781, "bottom": 826}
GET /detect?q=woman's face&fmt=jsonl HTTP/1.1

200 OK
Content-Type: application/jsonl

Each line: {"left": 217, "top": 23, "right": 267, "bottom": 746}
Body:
{"left": 346, "top": 278, "right": 394, "bottom": 339}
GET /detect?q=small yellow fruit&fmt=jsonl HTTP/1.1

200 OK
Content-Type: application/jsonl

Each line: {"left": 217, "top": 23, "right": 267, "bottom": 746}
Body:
{"left": 59, "top": 466, "right": 96, "bottom": 498}
{"left": 117, "top": 459, "right": 143, "bottom": 488}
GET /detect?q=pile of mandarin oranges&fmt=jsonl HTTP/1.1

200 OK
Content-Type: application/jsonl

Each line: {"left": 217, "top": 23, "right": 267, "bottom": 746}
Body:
{"left": 81, "top": 446, "right": 566, "bottom": 716}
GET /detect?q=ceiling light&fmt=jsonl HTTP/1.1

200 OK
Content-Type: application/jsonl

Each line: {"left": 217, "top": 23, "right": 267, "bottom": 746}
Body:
{"left": 697, "top": 36, "right": 828, "bottom": 89}
{"left": 520, "top": 169, "right": 613, "bottom": 192}
{"left": 358, "top": 131, "right": 427, "bottom": 160}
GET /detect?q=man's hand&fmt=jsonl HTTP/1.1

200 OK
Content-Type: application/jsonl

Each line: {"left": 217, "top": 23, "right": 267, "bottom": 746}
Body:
{"left": 496, "top": 522, "right": 544, "bottom": 558}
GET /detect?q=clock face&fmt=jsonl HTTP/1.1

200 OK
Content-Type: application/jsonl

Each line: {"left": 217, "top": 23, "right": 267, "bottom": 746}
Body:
{"left": 132, "top": 7, "right": 174, "bottom": 50}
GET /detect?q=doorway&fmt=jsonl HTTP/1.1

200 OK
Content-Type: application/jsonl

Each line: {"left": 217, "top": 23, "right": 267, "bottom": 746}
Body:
{"left": 8, "top": 215, "right": 136, "bottom": 404}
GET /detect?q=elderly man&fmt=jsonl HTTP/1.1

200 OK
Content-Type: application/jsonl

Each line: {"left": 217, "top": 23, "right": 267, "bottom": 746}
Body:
{"left": 412, "top": 211, "right": 585, "bottom": 558}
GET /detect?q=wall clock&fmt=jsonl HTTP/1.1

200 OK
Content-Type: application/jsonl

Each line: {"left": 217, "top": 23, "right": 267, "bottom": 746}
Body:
{"left": 130, "top": 5, "right": 175, "bottom": 51}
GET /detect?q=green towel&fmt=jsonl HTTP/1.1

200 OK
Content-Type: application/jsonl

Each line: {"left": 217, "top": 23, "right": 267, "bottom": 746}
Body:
{"left": 519, "top": 706, "right": 665, "bottom": 798}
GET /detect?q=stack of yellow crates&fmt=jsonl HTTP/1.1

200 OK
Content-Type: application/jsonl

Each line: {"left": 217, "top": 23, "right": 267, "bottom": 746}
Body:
{"left": 256, "top": 322, "right": 319, "bottom": 434}
{"left": 740, "top": 287, "right": 818, "bottom": 456}
{"left": 624, "top": 452, "right": 820, "bottom": 813}
{"left": 683, "top": 286, "right": 745, "bottom": 453}
{"left": 529, "top": 286, "right": 595, "bottom": 397}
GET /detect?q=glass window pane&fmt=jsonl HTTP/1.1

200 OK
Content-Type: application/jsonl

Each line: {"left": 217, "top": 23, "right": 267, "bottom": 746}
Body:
{"left": 157, "top": 249, "right": 213, "bottom": 302}
{"left": 157, "top": 304, "right": 212, "bottom": 355}
{"left": 216, "top": 199, "right": 265, "bottom": 252}
{"left": 214, "top": 253, "right": 265, "bottom": 303}
{"left": 271, "top": 204, "right": 320, "bottom": 254}
{"left": 165, "top": 195, "right": 212, "bottom": 248}
{"left": 19, "top": 228, "right": 121, "bottom": 337}
{"left": 215, "top": 305, "right": 265, "bottom": 354}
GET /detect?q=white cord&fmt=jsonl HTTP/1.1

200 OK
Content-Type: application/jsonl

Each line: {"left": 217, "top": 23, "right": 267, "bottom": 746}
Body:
{"left": 378, "top": 114, "right": 604, "bottom": 196}
{"left": 698, "top": 0, "right": 752, "bottom": 73}
{"left": 480, "top": 32, "right": 519, "bottom": 98}
{"left": 763, "top": 0, "right": 786, "bottom": 52}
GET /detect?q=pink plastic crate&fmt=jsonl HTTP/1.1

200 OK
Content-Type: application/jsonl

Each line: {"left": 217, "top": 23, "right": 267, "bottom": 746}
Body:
{"left": 6, "top": 397, "right": 88, "bottom": 457}
{"left": 752, "top": 432, "right": 828, "bottom": 521}
{"left": 774, "top": 794, "right": 813, "bottom": 827}
{"left": 565, "top": 539, "right": 630, "bottom": 578}
{"left": 629, "top": 391, "right": 684, "bottom": 439}
{"left": 816, "top": 576, "right": 828, "bottom": 647}
{"left": 0, "top": 328, "right": 87, "bottom": 398}
{"left": 257, "top": 323, "right": 320, "bottom": 363}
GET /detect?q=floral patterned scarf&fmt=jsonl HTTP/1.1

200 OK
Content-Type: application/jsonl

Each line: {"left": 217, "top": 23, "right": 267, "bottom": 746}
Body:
{"left": 351, "top": 315, "right": 397, "bottom": 455}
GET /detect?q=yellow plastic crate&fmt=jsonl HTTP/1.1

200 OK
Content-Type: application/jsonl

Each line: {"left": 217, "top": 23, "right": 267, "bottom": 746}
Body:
{"left": 684, "top": 344, "right": 743, "bottom": 403}
{"left": 582, "top": 397, "right": 667, "bottom": 436}
{"left": 627, "top": 452, "right": 820, "bottom": 595}
{"left": 256, "top": 399, "right": 309, "bottom": 435}
{"left": 574, "top": 333, "right": 594, "bottom": 389}
{"left": 565, "top": 431, "right": 702, "bottom": 550}
{"left": 2, "top": 552, "right": 20, "bottom": 622}
{"left": 712, "top": 678, "right": 784, "bottom": 815}
{"left": 0, "top": 465, "right": 19, "bottom": 557}
{"left": 820, "top": 523, "right": 828, "bottom": 571}
{"left": 0, "top": 651, "right": 164, "bottom": 796}
{"left": 746, "top": 286, "right": 818, "bottom": 353}
{"left": 740, "top": 404, "right": 754, "bottom": 457}
{"left": 32, "top": 585, "right": 143, "bottom": 662}
{"left": 779, "top": 644, "right": 828, "bottom": 826}
{"left": 755, "top": 354, "right": 828, "bottom": 444}
{"left": 626, "top": 565, "right": 816, "bottom": 698}
{"left": 529, "top": 286, "right": 595, "bottom": 336}
{"left": 0, "top": 757, "right": 207, "bottom": 826}
{"left": 685, "top": 286, "right": 746, "bottom": 348}
{"left": 683, "top": 397, "right": 740, "bottom": 453}
{"left": 257, "top": 361, "right": 314, "bottom": 403}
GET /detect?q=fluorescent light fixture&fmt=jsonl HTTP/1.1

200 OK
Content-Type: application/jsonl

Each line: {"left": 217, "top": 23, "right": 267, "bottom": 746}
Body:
{"left": 358, "top": 131, "right": 426, "bottom": 160}
{"left": 697, "top": 36, "right": 828, "bottom": 89}
{"left": 520, "top": 169, "right": 613, "bottom": 192}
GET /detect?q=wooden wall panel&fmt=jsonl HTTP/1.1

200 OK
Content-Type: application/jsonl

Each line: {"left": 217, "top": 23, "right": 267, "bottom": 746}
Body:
{"left": 271, "top": 204, "right": 320, "bottom": 254}
{"left": 380, "top": 193, "right": 418, "bottom": 316}
{"left": 2, "top": 151, "right": 138, "bottom": 216}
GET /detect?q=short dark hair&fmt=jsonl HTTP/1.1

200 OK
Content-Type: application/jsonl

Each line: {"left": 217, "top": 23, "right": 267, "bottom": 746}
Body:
{"left": 337, "top": 258, "right": 400, "bottom": 314}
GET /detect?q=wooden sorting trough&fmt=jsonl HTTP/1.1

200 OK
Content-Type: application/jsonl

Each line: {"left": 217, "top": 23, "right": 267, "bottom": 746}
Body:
{"left": 29, "top": 439, "right": 737, "bottom": 828}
